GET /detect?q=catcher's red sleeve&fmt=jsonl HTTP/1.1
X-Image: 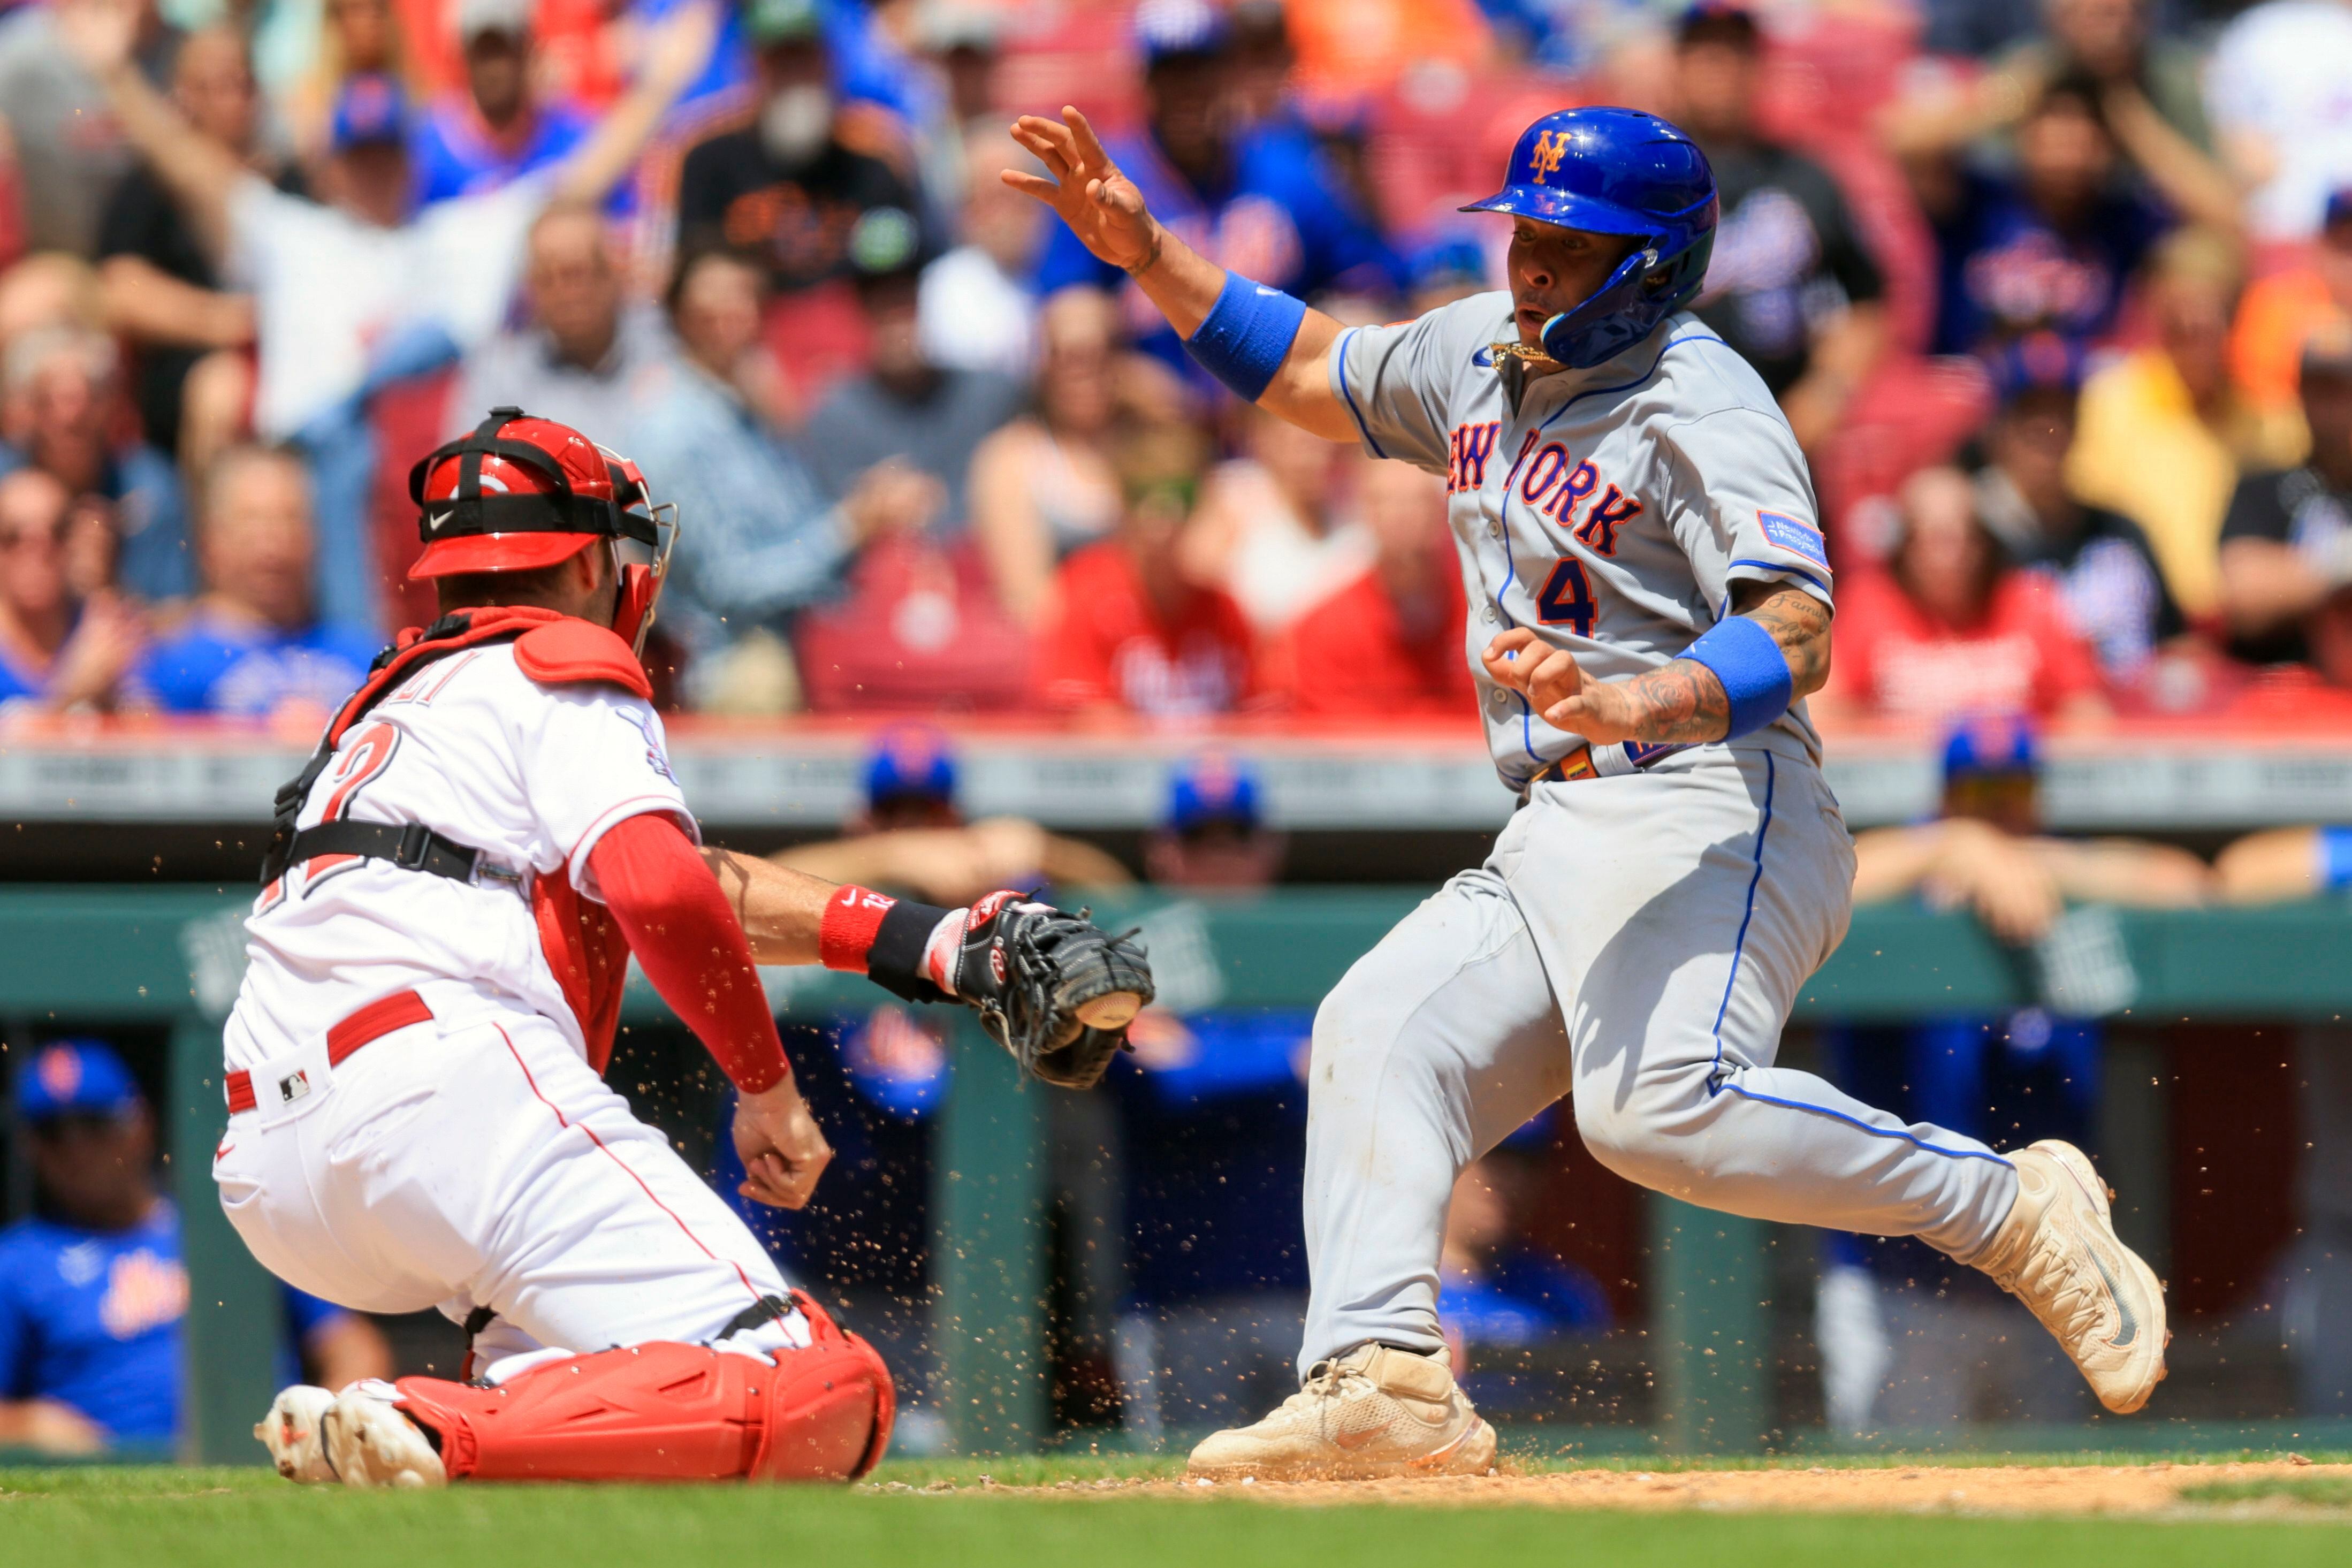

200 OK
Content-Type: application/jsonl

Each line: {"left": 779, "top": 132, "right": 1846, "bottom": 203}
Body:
{"left": 590, "top": 813, "right": 789, "bottom": 1095}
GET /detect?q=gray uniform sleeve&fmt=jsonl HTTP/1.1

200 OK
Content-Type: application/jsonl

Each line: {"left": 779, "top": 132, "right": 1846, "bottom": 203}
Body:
{"left": 1327, "top": 291, "right": 1511, "bottom": 476}
{"left": 1660, "top": 404, "right": 1835, "bottom": 616}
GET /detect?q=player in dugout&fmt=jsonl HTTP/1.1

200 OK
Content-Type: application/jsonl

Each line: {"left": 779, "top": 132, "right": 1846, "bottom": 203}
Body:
{"left": 219, "top": 408, "right": 1148, "bottom": 1487}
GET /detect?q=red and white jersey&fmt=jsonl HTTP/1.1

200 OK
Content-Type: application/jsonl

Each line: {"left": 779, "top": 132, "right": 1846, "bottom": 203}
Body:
{"left": 224, "top": 641, "right": 694, "bottom": 1074}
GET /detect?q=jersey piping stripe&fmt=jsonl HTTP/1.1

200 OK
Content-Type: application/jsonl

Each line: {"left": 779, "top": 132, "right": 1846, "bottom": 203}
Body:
{"left": 1720, "top": 1082, "right": 2018, "bottom": 1165}
{"left": 1698, "top": 758, "right": 2015, "bottom": 1168}
{"left": 1707, "top": 750, "right": 1775, "bottom": 1080}
{"left": 1536, "top": 331, "right": 1715, "bottom": 432}
{"left": 494, "top": 1021, "right": 765, "bottom": 1306}
{"left": 1727, "top": 557, "right": 1831, "bottom": 596}
{"left": 1490, "top": 432, "right": 1546, "bottom": 766}
{"left": 1333, "top": 328, "right": 1388, "bottom": 459}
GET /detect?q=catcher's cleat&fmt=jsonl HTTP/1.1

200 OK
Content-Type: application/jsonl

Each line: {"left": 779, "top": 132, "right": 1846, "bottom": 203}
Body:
{"left": 1972, "top": 1140, "right": 2167, "bottom": 1414}
{"left": 319, "top": 1381, "right": 448, "bottom": 1489}
{"left": 1185, "top": 1343, "right": 1498, "bottom": 1481}
{"left": 255, "top": 1384, "right": 338, "bottom": 1483}
{"left": 946, "top": 892, "right": 1153, "bottom": 1089}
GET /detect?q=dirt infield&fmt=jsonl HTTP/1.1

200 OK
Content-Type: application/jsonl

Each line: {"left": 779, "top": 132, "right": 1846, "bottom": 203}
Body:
{"left": 1044, "top": 1460, "right": 2352, "bottom": 1517}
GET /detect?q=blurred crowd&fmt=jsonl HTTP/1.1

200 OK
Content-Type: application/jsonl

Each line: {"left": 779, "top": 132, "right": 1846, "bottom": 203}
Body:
{"left": 2, "top": 0, "right": 2352, "bottom": 732}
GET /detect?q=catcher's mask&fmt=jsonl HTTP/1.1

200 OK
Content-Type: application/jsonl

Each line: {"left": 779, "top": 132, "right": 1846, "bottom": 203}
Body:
{"left": 406, "top": 406, "right": 680, "bottom": 657}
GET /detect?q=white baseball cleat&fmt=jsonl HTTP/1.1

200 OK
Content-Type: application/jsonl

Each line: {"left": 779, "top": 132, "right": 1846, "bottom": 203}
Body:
{"left": 320, "top": 1381, "right": 448, "bottom": 1489}
{"left": 1186, "top": 1343, "right": 1498, "bottom": 1481}
{"left": 255, "top": 1384, "right": 338, "bottom": 1482}
{"left": 1973, "top": 1139, "right": 2168, "bottom": 1414}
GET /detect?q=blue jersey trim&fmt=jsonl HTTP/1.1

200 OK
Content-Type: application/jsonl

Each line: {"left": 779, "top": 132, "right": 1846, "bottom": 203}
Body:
{"left": 1538, "top": 331, "right": 1713, "bottom": 431}
{"left": 1719, "top": 1083, "right": 2019, "bottom": 1167}
{"left": 1726, "top": 558, "right": 1832, "bottom": 597}
{"left": 1709, "top": 750, "right": 1774, "bottom": 1076}
{"left": 1334, "top": 328, "right": 1388, "bottom": 460}
{"left": 2321, "top": 824, "right": 2352, "bottom": 890}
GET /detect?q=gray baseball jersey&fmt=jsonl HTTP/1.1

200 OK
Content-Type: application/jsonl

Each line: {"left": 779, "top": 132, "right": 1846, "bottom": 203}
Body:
{"left": 1329, "top": 292, "right": 1833, "bottom": 787}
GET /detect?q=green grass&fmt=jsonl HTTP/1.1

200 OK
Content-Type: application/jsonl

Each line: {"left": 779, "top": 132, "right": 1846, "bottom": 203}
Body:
{"left": 2179, "top": 1476, "right": 2352, "bottom": 1508}
{"left": 4, "top": 1459, "right": 2350, "bottom": 1568}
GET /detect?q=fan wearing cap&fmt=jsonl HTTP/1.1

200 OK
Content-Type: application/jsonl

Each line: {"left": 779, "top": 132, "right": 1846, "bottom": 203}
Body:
{"left": 2218, "top": 327, "right": 2352, "bottom": 672}
{"left": 0, "top": 1040, "right": 390, "bottom": 1456}
{"left": 1029, "top": 0, "right": 1399, "bottom": 385}
{"left": 1966, "top": 333, "right": 2188, "bottom": 686}
{"left": 1670, "top": 2, "right": 1887, "bottom": 454}
{"left": 673, "top": 0, "right": 924, "bottom": 300}
{"left": 772, "top": 724, "right": 1130, "bottom": 908}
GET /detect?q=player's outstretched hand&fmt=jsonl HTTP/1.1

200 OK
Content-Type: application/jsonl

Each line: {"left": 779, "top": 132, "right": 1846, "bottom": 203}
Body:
{"left": 733, "top": 1079, "right": 832, "bottom": 1209}
{"left": 1482, "top": 628, "right": 1648, "bottom": 745}
{"left": 1003, "top": 107, "right": 1158, "bottom": 274}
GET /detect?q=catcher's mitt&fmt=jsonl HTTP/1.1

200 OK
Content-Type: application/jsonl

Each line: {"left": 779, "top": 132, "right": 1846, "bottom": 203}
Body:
{"left": 943, "top": 892, "right": 1154, "bottom": 1089}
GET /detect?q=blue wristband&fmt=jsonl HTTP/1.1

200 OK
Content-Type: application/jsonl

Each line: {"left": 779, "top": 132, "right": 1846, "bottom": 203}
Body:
{"left": 1680, "top": 615, "right": 1793, "bottom": 740}
{"left": 1184, "top": 272, "right": 1308, "bottom": 403}
{"left": 2320, "top": 825, "right": 2352, "bottom": 891}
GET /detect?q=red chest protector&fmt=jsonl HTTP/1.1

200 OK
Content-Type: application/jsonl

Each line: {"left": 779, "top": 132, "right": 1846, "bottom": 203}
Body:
{"left": 262, "top": 607, "right": 657, "bottom": 1074}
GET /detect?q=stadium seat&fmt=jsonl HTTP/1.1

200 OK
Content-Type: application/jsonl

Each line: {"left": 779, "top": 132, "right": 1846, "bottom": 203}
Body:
{"left": 369, "top": 366, "right": 458, "bottom": 633}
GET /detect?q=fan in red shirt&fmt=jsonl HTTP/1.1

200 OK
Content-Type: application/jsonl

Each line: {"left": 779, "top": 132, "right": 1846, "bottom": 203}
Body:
{"left": 1818, "top": 466, "right": 2108, "bottom": 732}
{"left": 1035, "top": 422, "right": 1257, "bottom": 719}
{"left": 1262, "top": 461, "right": 1470, "bottom": 717}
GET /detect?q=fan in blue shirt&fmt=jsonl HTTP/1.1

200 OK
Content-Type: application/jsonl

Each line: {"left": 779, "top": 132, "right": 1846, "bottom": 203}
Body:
{"left": 1921, "top": 81, "right": 2170, "bottom": 355}
{"left": 412, "top": 0, "right": 599, "bottom": 209}
{"left": 1031, "top": 1, "right": 1398, "bottom": 382}
{"left": 126, "top": 447, "right": 380, "bottom": 718}
{"left": 0, "top": 1041, "right": 389, "bottom": 1454}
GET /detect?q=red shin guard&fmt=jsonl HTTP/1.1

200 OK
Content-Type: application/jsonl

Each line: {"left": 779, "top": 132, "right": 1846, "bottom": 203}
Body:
{"left": 390, "top": 1297, "right": 894, "bottom": 1482}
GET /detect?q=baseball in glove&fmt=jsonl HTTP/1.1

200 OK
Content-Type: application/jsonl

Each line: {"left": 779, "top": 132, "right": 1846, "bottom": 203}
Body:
{"left": 940, "top": 891, "right": 1154, "bottom": 1090}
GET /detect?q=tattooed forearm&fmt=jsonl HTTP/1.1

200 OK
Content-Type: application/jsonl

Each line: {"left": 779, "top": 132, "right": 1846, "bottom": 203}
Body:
{"left": 1732, "top": 580, "right": 1833, "bottom": 699}
{"left": 1590, "top": 583, "right": 1829, "bottom": 746}
{"left": 1609, "top": 660, "right": 1734, "bottom": 744}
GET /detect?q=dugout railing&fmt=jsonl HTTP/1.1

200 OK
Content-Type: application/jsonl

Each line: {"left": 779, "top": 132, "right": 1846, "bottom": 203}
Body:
{"left": 2, "top": 886, "right": 2349, "bottom": 1462}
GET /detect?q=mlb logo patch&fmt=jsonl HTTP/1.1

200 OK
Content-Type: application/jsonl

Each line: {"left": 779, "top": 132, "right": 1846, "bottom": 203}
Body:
{"left": 278, "top": 1069, "right": 313, "bottom": 1106}
{"left": 1759, "top": 512, "right": 1829, "bottom": 567}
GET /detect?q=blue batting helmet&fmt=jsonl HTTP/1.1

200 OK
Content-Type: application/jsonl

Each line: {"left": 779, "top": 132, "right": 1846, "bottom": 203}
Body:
{"left": 1462, "top": 107, "right": 1717, "bottom": 369}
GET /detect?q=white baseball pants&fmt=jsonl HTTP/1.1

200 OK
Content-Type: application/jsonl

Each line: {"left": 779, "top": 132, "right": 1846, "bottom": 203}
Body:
{"left": 1298, "top": 744, "right": 2021, "bottom": 1376}
{"left": 214, "top": 1002, "right": 804, "bottom": 1377}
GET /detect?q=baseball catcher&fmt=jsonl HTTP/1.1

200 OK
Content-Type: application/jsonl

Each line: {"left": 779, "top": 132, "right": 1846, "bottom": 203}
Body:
{"left": 225, "top": 407, "right": 1149, "bottom": 1488}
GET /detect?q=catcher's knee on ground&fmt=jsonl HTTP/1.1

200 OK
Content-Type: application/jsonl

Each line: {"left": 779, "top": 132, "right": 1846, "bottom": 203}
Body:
{"left": 386, "top": 1300, "right": 894, "bottom": 1482}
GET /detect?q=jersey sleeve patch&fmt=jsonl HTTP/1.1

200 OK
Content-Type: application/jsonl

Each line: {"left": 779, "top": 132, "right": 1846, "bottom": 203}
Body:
{"left": 1758, "top": 511, "right": 1829, "bottom": 567}
{"left": 512, "top": 621, "right": 653, "bottom": 699}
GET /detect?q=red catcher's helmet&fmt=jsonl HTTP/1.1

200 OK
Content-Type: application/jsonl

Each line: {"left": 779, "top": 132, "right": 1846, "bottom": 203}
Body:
{"left": 407, "top": 406, "right": 679, "bottom": 654}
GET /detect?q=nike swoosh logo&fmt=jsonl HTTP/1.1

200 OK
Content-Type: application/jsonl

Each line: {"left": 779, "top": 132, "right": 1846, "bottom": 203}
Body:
{"left": 426, "top": 510, "right": 452, "bottom": 532}
{"left": 1471, "top": 347, "right": 1495, "bottom": 367}
{"left": 1331, "top": 1426, "right": 1384, "bottom": 1450}
{"left": 2089, "top": 1245, "right": 2138, "bottom": 1348}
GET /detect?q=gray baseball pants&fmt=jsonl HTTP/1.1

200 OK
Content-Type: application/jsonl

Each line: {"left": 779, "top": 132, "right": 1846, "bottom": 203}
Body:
{"left": 1297, "top": 742, "right": 2022, "bottom": 1376}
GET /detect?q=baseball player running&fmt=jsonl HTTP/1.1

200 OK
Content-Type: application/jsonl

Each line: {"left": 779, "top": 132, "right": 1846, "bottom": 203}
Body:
{"left": 1008, "top": 104, "right": 2166, "bottom": 1479}
{"left": 222, "top": 408, "right": 1148, "bottom": 1487}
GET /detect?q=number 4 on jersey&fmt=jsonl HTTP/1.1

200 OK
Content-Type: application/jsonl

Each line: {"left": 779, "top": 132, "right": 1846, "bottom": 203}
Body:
{"left": 1536, "top": 557, "right": 1597, "bottom": 636}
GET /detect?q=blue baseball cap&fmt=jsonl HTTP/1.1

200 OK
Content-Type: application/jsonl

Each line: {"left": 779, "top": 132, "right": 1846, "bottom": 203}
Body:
{"left": 1404, "top": 228, "right": 1491, "bottom": 294}
{"left": 1678, "top": 0, "right": 1762, "bottom": 45}
{"left": 1942, "top": 714, "right": 2038, "bottom": 785}
{"left": 330, "top": 73, "right": 411, "bottom": 152}
{"left": 1167, "top": 753, "right": 1262, "bottom": 835}
{"left": 1134, "top": 0, "right": 1229, "bottom": 65}
{"left": 14, "top": 1040, "right": 143, "bottom": 1123}
{"left": 1983, "top": 330, "right": 2085, "bottom": 406}
{"left": 863, "top": 724, "right": 958, "bottom": 811}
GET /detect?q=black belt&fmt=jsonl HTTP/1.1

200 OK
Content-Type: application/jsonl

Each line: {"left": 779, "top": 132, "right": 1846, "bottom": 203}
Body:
{"left": 284, "top": 820, "right": 489, "bottom": 883}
